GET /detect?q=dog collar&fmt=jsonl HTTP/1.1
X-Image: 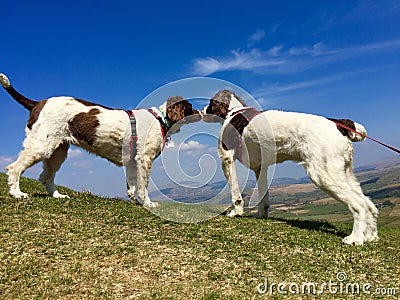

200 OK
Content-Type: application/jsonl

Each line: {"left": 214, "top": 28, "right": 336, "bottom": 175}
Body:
{"left": 147, "top": 107, "right": 171, "bottom": 150}
{"left": 150, "top": 105, "right": 171, "bottom": 129}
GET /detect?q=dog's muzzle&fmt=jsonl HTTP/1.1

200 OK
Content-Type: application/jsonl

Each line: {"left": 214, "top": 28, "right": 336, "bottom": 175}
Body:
{"left": 181, "top": 109, "right": 202, "bottom": 124}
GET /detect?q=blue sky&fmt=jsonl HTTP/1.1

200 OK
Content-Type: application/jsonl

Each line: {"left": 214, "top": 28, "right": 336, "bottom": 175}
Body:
{"left": 0, "top": 0, "right": 399, "bottom": 197}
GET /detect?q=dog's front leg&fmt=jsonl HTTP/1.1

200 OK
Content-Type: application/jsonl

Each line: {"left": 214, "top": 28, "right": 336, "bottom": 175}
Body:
{"left": 254, "top": 167, "right": 269, "bottom": 219}
{"left": 220, "top": 149, "right": 243, "bottom": 217}
{"left": 125, "top": 161, "right": 140, "bottom": 205}
{"left": 136, "top": 154, "right": 159, "bottom": 208}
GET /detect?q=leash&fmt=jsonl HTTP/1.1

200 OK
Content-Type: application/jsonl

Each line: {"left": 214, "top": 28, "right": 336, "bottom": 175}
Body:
{"left": 333, "top": 121, "right": 400, "bottom": 154}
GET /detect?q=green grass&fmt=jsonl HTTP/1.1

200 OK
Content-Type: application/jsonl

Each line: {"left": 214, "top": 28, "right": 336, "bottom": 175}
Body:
{"left": 0, "top": 173, "right": 399, "bottom": 299}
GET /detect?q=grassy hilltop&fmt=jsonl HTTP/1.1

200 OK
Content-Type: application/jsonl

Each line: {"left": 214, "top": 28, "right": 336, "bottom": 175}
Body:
{"left": 0, "top": 173, "right": 399, "bottom": 299}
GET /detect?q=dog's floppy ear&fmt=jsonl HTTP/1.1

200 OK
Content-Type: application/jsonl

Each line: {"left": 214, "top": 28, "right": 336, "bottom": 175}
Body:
{"left": 166, "top": 96, "right": 191, "bottom": 125}
{"left": 206, "top": 98, "right": 229, "bottom": 119}
{"left": 206, "top": 90, "right": 241, "bottom": 119}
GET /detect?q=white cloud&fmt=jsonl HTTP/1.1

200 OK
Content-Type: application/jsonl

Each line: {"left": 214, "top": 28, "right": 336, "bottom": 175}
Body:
{"left": 0, "top": 154, "right": 42, "bottom": 178}
{"left": 0, "top": 155, "right": 14, "bottom": 165}
{"left": 270, "top": 21, "right": 283, "bottom": 34}
{"left": 192, "top": 48, "right": 283, "bottom": 76}
{"left": 177, "top": 141, "right": 218, "bottom": 157}
{"left": 249, "top": 29, "right": 265, "bottom": 43}
{"left": 191, "top": 39, "right": 400, "bottom": 76}
{"left": 253, "top": 65, "right": 394, "bottom": 99}
{"left": 347, "top": 0, "right": 400, "bottom": 20}
{"left": 68, "top": 148, "right": 84, "bottom": 158}
{"left": 267, "top": 46, "right": 283, "bottom": 56}
{"left": 288, "top": 42, "right": 324, "bottom": 56}
{"left": 192, "top": 57, "right": 222, "bottom": 77}
{"left": 256, "top": 97, "right": 269, "bottom": 106}
{"left": 180, "top": 140, "right": 207, "bottom": 151}
{"left": 71, "top": 160, "right": 94, "bottom": 169}
{"left": 254, "top": 75, "right": 341, "bottom": 98}
{"left": 0, "top": 155, "right": 14, "bottom": 171}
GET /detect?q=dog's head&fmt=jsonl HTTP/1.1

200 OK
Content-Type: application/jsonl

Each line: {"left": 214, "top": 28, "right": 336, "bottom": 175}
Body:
{"left": 202, "top": 90, "right": 246, "bottom": 123}
{"left": 165, "top": 96, "right": 202, "bottom": 126}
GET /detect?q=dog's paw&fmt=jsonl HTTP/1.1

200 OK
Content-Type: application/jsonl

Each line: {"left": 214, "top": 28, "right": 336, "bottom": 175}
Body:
{"left": 52, "top": 191, "right": 70, "bottom": 199}
{"left": 127, "top": 189, "right": 135, "bottom": 198}
{"left": 342, "top": 234, "right": 364, "bottom": 246}
{"left": 11, "top": 191, "right": 29, "bottom": 199}
{"left": 144, "top": 201, "right": 159, "bottom": 208}
{"left": 130, "top": 198, "right": 141, "bottom": 205}
{"left": 227, "top": 207, "right": 244, "bottom": 217}
{"left": 364, "top": 232, "right": 380, "bottom": 243}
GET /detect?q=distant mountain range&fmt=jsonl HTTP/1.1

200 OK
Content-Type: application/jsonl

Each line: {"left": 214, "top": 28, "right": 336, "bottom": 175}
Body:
{"left": 354, "top": 156, "right": 400, "bottom": 172}
{"left": 150, "top": 156, "right": 400, "bottom": 204}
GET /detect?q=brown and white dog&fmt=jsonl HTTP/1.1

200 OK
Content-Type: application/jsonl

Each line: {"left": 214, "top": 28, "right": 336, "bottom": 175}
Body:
{"left": 0, "top": 73, "right": 201, "bottom": 207}
{"left": 203, "top": 90, "right": 379, "bottom": 245}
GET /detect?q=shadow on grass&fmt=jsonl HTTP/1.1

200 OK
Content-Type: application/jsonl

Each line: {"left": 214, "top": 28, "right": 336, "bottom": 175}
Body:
{"left": 271, "top": 217, "right": 348, "bottom": 238}
{"left": 32, "top": 193, "right": 51, "bottom": 198}
{"left": 220, "top": 206, "right": 349, "bottom": 238}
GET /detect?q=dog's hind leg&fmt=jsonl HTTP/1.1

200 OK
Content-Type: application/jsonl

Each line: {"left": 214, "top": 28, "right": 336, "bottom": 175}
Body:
{"left": 344, "top": 164, "right": 379, "bottom": 242}
{"left": 7, "top": 148, "right": 43, "bottom": 198}
{"left": 7, "top": 129, "right": 66, "bottom": 198}
{"left": 39, "top": 143, "right": 70, "bottom": 198}
{"left": 303, "top": 158, "right": 371, "bottom": 245}
{"left": 254, "top": 167, "right": 270, "bottom": 219}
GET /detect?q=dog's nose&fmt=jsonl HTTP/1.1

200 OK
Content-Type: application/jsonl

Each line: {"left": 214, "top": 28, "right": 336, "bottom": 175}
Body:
{"left": 193, "top": 109, "right": 203, "bottom": 120}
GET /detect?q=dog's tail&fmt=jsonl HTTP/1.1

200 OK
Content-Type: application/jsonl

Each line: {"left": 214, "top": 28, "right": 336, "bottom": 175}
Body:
{"left": 329, "top": 118, "right": 366, "bottom": 142}
{"left": 0, "top": 73, "right": 37, "bottom": 111}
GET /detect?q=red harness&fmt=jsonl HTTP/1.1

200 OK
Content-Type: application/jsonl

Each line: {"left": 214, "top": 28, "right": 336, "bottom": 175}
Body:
{"left": 126, "top": 109, "right": 139, "bottom": 166}
{"left": 222, "top": 107, "right": 262, "bottom": 162}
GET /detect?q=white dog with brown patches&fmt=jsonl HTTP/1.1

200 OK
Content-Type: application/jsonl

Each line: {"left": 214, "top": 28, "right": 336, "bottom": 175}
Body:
{"left": 203, "top": 90, "right": 379, "bottom": 245}
{"left": 0, "top": 73, "right": 201, "bottom": 207}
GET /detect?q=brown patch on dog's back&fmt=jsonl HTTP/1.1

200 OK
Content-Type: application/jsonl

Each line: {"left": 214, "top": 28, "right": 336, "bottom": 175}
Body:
{"left": 68, "top": 108, "right": 100, "bottom": 146}
{"left": 27, "top": 100, "right": 47, "bottom": 129}
{"left": 328, "top": 118, "right": 356, "bottom": 138}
